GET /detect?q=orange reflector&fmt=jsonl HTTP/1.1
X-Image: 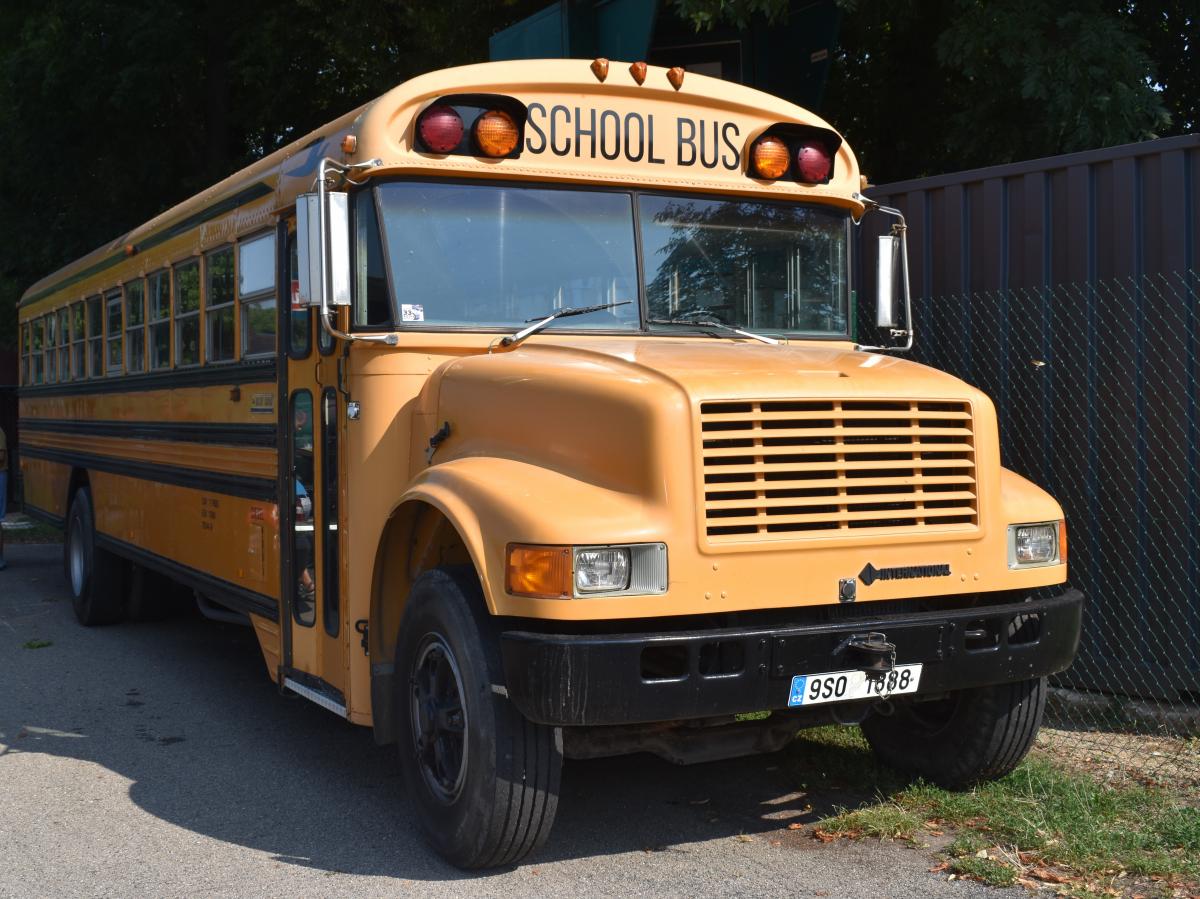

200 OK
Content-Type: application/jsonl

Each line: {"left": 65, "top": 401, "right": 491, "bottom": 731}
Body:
{"left": 1059, "top": 519, "right": 1068, "bottom": 566}
{"left": 750, "top": 135, "right": 790, "bottom": 180}
{"left": 506, "top": 544, "right": 572, "bottom": 598}
{"left": 474, "top": 109, "right": 519, "bottom": 157}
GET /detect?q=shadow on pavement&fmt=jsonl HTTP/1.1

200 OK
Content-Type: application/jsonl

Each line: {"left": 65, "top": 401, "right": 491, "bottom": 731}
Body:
{"left": 0, "top": 544, "right": 887, "bottom": 881}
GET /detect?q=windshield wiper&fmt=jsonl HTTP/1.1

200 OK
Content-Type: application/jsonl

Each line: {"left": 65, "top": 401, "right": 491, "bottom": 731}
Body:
{"left": 646, "top": 316, "right": 780, "bottom": 345}
{"left": 499, "top": 301, "right": 632, "bottom": 348}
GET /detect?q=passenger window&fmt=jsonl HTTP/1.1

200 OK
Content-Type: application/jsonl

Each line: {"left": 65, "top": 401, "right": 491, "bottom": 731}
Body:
{"left": 45, "top": 312, "right": 57, "bottom": 383}
{"left": 288, "top": 232, "right": 311, "bottom": 359}
{"left": 31, "top": 319, "right": 44, "bottom": 384}
{"left": 86, "top": 296, "right": 103, "bottom": 377}
{"left": 321, "top": 388, "right": 340, "bottom": 637}
{"left": 354, "top": 190, "right": 391, "bottom": 328}
{"left": 70, "top": 303, "right": 85, "bottom": 379}
{"left": 20, "top": 323, "right": 30, "bottom": 386}
{"left": 239, "top": 233, "right": 276, "bottom": 358}
{"left": 206, "top": 247, "right": 236, "bottom": 363}
{"left": 57, "top": 308, "right": 70, "bottom": 381}
{"left": 148, "top": 271, "right": 171, "bottom": 370}
{"left": 125, "top": 279, "right": 146, "bottom": 373}
{"left": 291, "top": 390, "right": 316, "bottom": 627}
{"left": 175, "top": 261, "right": 201, "bottom": 367}
{"left": 105, "top": 291, "right": 123, "bottom": 375}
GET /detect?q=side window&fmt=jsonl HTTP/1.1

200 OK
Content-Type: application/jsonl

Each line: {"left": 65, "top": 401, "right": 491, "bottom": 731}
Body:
{"left": 31, "top": 318, "right": 44, "bottom": 384}
{"left": 45, "top": 312, "right": 57, "bottom": 383}
{"left": 239, "top": 233, "right": 276, "bottom": 358}
{"left": 353, "top": 189, "right": 391, "bottom": 328}
{"left": 125, "top": 279, "right": 146, "bottom": 374}
{"left": 105, "top": 290, "right": 123, "bottom": 375}
{"left": 86, "top": 296, "right": 103, "bottom": 377}
{"left": 20, "top": 323, "right": 29, "bottom": 386}
{"left": 174, "top": 261, "right": 201, "bottom": 367}
{"left": 70, "top": 303, "right": 85, "bottom": 379}
{"left": 148, "top": 270, "right": 171, "bottom": 370}
{"left": 288, "top": 232, "right": 311, "bottom": 358}
{"left": 206, "top": 247, "right": 235, "bottom": 363}
{"left": 291, "top": 390, "right": 316, "bottom": 627}
{"left": 321, "top": 388, "right": 340, "bottom": 637}
{"left": 57, "top": 308, "right": 70, "bottom": 381}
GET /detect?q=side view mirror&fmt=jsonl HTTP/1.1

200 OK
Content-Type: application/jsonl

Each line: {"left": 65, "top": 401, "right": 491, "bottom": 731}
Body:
{"left": 875, "top": 234, "right": 900, "bottom": 329}
{"left": 296, "top": 191, "right": 351, "bottom": 308}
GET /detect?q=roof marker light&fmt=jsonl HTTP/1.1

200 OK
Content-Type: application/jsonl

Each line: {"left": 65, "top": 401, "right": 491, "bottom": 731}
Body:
{"left": 591, "top": 58, "right": 609, "bottom": 82}
{"left": 629, "top": 61, "right": 648, "bottom": 84}
{"left": 667, "top": 66, "right": 685, "bottom": 90}
{"left": 417, "top": 105, "right": 463, "bottom": 154}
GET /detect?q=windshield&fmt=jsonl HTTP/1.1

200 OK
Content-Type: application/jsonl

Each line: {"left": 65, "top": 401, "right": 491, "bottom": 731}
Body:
{"left": 376, "top": 182, "right": 640, "bottom": 331}
{"left": 640, "top": 195, "right": 848, "bottom": 336}
{"left": 373, "top": 182, "right": 849, "bottom": 337}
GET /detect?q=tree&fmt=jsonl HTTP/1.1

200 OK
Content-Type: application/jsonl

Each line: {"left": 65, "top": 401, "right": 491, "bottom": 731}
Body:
{"left": 673, "top": 0, "right": 1179, "bottom": 184}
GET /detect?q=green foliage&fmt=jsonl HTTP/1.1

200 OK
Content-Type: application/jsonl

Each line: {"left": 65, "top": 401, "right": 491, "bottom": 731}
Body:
{"left": 0, "top": 0, "right": 543, "bottom": 349}
{"left": 676, "top": 0, "right": 1179, "bottom": 184}
{"left": 22, "top": 639, "right": 52, "bottom": 649}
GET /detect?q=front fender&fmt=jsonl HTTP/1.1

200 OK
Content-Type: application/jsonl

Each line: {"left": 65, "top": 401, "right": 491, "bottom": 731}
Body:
{"left": 399, "top": 456, "right": 671, "bottom": 617}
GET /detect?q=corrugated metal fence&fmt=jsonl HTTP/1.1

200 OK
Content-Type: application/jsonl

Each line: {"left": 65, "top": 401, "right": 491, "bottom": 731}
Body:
{"left": 860, "top": 134, "right": 1200, "bottom": 702}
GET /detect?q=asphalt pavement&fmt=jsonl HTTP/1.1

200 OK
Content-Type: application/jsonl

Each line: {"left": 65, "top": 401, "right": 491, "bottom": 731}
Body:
{"left": 0, "top": 543, "right": 1018, "bottom": 898}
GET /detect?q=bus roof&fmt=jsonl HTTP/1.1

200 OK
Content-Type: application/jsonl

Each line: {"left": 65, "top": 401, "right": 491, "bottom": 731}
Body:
{"left": 21, "top": 59, "right": 862, "bottom": 313}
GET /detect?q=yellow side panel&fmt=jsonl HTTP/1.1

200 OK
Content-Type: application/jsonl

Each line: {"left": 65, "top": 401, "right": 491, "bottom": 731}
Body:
{"left": 21, "top": 456, "right": 71, "bottom": 519}
{"left": 88, "top": 471, "right": 280, "bottom": 601}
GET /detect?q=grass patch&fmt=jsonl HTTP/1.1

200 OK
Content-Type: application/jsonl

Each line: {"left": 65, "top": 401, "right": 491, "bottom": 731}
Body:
{"left": 794, "top": 726, "right": 1200, "bottom": 893}
{"left": 4, "top": 519, "right": 64, "bottom": 544}
{"left": 22, "top": 639, "right": 52, "bottom": 649}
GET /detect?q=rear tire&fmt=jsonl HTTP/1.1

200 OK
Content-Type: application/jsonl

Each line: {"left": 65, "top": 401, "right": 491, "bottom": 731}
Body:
{"left": 395, "top": 567, "right": 562, "bottom": 869}
{"left": 65, "top": 489, "right": 126, "bottom": 626}
{"left": 861, "top": 676, "right": 1046, "bottom": 789}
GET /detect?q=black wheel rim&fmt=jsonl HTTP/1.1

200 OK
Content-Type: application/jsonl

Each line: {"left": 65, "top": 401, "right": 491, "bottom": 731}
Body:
{"left": 904, "top": 693, "right": 963, "bottom": 735}
{"left": 409, "top": 634, "right": 469, "bottom": 803}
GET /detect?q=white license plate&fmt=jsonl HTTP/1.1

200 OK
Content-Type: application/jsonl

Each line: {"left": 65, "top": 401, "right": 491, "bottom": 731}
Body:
{"left": 788, "top": 664, "right": 923, "bottom": 707}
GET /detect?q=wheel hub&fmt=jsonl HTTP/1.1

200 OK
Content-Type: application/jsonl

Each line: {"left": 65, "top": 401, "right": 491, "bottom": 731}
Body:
{"left": 409, "top": 634, "right": 469, "bottom": 803}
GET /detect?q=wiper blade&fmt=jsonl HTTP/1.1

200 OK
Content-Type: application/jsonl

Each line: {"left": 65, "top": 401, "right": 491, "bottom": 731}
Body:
{"left": 646, "top": 317, "right": 780, "bottom": 345}
{"left": 499, "top": 301, "right": 631, "bottom": 348}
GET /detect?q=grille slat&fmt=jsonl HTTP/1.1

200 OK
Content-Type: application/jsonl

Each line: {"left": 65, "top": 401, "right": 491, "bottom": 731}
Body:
{"left": 700, "top": 399, "right": 979, "bottom": 542}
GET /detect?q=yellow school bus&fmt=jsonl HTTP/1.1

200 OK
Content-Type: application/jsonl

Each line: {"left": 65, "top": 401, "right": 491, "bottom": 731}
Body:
{"left": 18, "top": 59, "right": 1081, "bottom": 868}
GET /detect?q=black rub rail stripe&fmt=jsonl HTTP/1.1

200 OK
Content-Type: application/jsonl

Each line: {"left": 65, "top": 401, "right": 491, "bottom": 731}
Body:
{"left": 21, "top": 445, "right": 278, "bottom": 502}
{"left": 20, "top": 182, "right": 276, "bottom": 308}
{"left": 17, "top": 360, "right": 276, "bottom": 398}
{"left": 20, "top": 419, "right": 277, "bottom": 448}
{"left": 97, "top": 532, "right": 279, "bottom": 623}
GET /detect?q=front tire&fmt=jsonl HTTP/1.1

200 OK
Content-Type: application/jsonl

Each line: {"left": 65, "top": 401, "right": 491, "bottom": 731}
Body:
{"left": 861, "top": 676, "right": 1046, "bottom": 788}
{"left": 395, "top": 567, "right": 562, "bottom": 869}
{"left": 65, "top": 489, "right": 126, "bottom": 626}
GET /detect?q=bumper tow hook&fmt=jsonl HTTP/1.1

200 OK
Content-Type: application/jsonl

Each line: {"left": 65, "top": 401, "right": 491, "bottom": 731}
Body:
{"left": 836, "top": 631, "right": 897, "bottom": 675}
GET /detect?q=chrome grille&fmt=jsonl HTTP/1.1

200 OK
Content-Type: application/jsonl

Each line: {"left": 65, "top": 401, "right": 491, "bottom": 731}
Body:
{"left": 700, "top": 399, "right": 978, "bottom": 542}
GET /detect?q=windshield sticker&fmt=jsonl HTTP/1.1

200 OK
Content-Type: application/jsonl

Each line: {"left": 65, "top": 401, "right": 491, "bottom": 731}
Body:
{"left": 524, "top": 103, "right": 741, "bottom": 171}
{"left": 401, "top": 304, "right": 425, "bottom": 322}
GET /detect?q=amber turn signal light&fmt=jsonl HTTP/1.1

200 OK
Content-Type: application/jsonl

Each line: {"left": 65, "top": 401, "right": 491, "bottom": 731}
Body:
{"left": 750, "top": 135, "right": 790, "bottom": 180}
{"left": 1059, "top": 519, "right": 1068, "bottom": 567}
{"left": 474, "top": 109, "right": 519, "bottom": 157}
{"left": 507, "top": 544, "right": 572, "bottom": 598}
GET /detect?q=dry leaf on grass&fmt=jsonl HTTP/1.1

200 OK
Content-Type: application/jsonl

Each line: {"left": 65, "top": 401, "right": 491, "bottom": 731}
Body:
{"left": 929, "top": 862, "right": 951, "bottom": 874}
{"left": 1029, "top": 866, "right": 1072, "bottom": 885}
{"left": 812, "top": 829, "right": 840, "bottom": 843}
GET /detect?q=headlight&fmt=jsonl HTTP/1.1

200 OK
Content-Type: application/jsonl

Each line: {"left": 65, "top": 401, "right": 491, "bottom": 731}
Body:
{"left": 506, "top": 543, "right": 667, "bottom": 597}
{"left": 1007, "top": 521, "right": 1062, "bottom": 567}
{"left": 574, "top": 548, "right": 630, "bottom": 593}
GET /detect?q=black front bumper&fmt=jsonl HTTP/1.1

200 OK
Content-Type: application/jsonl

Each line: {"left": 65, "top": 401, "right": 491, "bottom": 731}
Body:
{"left": 501, "top": 588, "right": 1083, "bottom": 726}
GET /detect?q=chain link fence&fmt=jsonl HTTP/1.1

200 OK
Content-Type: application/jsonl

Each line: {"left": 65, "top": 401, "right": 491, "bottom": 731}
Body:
{"left": 896, "top": 270, "right": 1200, "bottom": 789}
